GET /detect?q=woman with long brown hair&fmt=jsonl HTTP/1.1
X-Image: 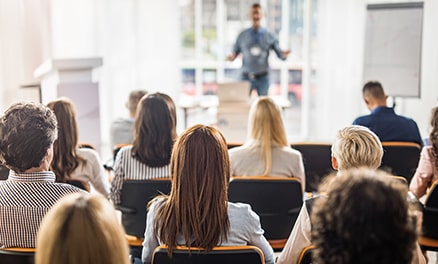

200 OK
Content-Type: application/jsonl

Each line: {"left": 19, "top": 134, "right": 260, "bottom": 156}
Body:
{"left": 47, "top": 98, "right": 109, "bottom": 195}
{"left": 141, "top": 125, "right": 274, "bottom": 264}
{"left": 110, "top": 92, "right": 177, "bottom": 204}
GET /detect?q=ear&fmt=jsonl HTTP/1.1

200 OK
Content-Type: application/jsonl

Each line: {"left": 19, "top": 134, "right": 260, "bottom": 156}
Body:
{"left": 331, "top": 156, "right": 338, "bottom": 170}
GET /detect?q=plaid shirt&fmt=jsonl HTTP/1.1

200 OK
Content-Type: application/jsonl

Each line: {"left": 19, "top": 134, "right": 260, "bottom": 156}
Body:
{"left": 0, "top": 170, "right": 83, "bottom": 248}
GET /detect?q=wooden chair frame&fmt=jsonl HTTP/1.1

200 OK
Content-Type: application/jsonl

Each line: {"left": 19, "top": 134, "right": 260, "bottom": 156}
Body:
{"left": 151, "top": 245, "right": 264, "bottom": 264}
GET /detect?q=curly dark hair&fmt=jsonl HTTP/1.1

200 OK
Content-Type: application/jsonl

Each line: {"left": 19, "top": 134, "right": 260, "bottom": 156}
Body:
{"left": 311, "top": 168, "right": 417, "bottom": 264}
{"left": 0, "top": 102, "right": 57, "bottom": 172}
{"left": 429, "top": 106, "right": 438, "bottom": 170}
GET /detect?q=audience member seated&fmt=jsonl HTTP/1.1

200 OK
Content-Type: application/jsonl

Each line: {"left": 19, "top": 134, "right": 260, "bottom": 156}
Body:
{"left": 0, "top": 102, "right": 83, "bottom": 248}
{"left": 110, "top": 90, "right": 147, "bottom": 148}
{"left": 47, "top": 98, "right": 110, "bottom": 196}
{"left": 277, "top": 124, "right": 426, "bottom": 264}
{"left": 229, "top": 97, "right": 305, "bottom": 191}
{"left": 141, "top": 125, "right": 275, "bottom": 264}
{"left": 311, "top": 168, "right": 417, "bottom": 264}
{"left": 353, "top": 81, "right": 422, "bottom": 146}
{"left": 110, "top": 93, "right": 176, "bottom": 204}
{"left": 36, "top": 193, "right": 130, "bottom": 264}
{"left": 276, "top": 125, "right": 383, "bottom": 264}
{"left": 410, "top": 106, "right": 438, "bottom": 198}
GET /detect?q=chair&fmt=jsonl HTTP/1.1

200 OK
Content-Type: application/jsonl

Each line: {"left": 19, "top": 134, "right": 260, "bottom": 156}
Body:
{"left": 380, "top": 141, "right": 421, "bottom": 183}
{"left": 0, "top": 164, "right": 9, "bottom": 180}
{"left": 228, "top": 176, "right": 303, "bottom": 250}
{"left": 0, "top": 248, "right": 35, "bottom": 264}
{"left": 290, "top": 142, "right": 334, "bottom": 193}
{"left": 297, "top": 244, "right": 315, "bottom": 264}
{"left": 389, "top": 175, "right": 408, "bottom": 185}
{"left": 151, "top": 245, "right": 264, "bottom": 264}
{"left": 419, "top": 181, "right": 438, "bottom": 251}
{"left": 116, "top": 179, "right": 172, "bottom": 239}
{"left": 227, "top": 142, "right": 243, "bottom": 149}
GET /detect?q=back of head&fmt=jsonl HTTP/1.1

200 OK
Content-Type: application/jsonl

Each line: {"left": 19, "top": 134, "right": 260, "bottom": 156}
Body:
{"left": 0, "top": 102, "right": 57, "bottom": 172}
{"left": 362, "top": 81, "right": 386, "bottom": 101}
{"left": 156, "top": 125, "right": 230, "bottom": 253}
{"left": 311, "top": 168, "right": 416, "bottom": 264}
{"left": 127, "top": 90, "right": 148, "bottom": 116}
{"left": 331, "top": 125, "right": 383, "bottom": 171}
{"left": 47, "top": 98, "right": 84, "bottom": 181}
{"left": 132, "top": 93, "right": 177, "bottom": 167}
{"left": 36, "top": 193, "right": 130, "bottom": 264}
{"left": 247, "top": 97, "right": 288, "bottom": 175}
{"left": 248, "top": 97, "right": 288, "bottom": 146}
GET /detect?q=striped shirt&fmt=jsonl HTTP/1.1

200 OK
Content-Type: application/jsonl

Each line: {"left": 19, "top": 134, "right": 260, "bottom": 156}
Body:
{"left": 110, "top": 146, "right": 170, "bottom": 204}
{"left": 0, "top": 170, "right": 83, "bottom": 248}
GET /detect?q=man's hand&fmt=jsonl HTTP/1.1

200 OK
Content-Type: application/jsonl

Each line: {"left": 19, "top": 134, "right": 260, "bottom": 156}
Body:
{"left": 282, "top": 50, "right": 291, "bottom": 59}
{"left": 227, "top": 53, "right": 237, "bottom": 61}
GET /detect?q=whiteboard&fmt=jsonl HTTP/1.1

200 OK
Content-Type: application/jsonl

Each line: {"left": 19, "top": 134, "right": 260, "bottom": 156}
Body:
{"left": 363, "top": 2, "right": 423, "bottom": 98}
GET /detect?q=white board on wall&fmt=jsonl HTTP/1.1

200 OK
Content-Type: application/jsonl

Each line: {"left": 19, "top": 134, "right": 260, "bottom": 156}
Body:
{"left": 363, "top": 2, "right": 423, "bottom": 98}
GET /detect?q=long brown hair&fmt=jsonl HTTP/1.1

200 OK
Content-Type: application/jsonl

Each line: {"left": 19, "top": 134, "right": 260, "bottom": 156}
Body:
{"left": 131, "top": 93, "right": 176, "bottom": 167}
{"left": 47, "top": 98, "right": 86, "bottom": 182}
{"left": 154, "top": 125, "right": 230, "bottom": 254}
{"left": 430, "top": 106, "right": 438, "bottom": 170}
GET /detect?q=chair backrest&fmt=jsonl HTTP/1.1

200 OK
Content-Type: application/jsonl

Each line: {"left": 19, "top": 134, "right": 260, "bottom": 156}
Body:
{"left": 65, "top": 179, "right": 90, "bottom": 192}
{"left": 118, "top": 179, "right": 172, "bottom": 238}
{"left": 228, "top": 176, "right": 303, "bottom": 241}
{"left": 380, "top": 141, "right": 421, "bottom": 183}
{"left": 422, "top": 181, "right": 438, "bottom": 239}
{"left": 290, "top": 142, "right": 334, "bottom": 192}
{"left": 0, "top": 248, "right": 35, "bottom": 264}
{"left": 151, "top": 245, "right": 264, "bottom": 264}
{"left": 297, "top": 244, "right": 315, "bottom": 264}
{"left": 0, "top": 164, "right": 9, "bottom": 180}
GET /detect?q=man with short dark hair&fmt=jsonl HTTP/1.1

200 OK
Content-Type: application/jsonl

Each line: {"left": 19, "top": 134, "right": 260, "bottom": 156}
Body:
{"left": 353, "top": 81, "right": 423, "bottom": 145}
{"left": 0, "top": 102, "right": 83, "bottom": 248}
{"left": 228, "top": 3, "right": 290, "bottom": 96}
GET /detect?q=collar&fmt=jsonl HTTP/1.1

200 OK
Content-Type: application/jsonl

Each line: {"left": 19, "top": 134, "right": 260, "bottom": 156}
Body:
{"left": 371, "top": 106, "right": 394, "bottom": 114}
{"left": 8, "top": 170, "right": 56, "bottom": 183}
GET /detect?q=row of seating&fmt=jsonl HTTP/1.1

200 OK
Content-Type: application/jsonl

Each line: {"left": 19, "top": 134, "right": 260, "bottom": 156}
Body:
{"left": 229, "top": 141, "right": 421, "bottom": 192}
{"left": 117, "top": 177, "right": 303, "bottom": 250}
{"left": 3, "top": 179, "right": 437, "bottom": 264}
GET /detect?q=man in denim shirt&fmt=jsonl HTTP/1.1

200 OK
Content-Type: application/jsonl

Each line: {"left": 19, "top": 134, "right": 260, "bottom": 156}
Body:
{"left": 228, "top": 3, "right": 290, "bottom": 96}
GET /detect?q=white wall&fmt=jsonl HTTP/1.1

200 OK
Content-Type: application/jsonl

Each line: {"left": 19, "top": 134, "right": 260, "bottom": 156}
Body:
{"left": 313, "top": 0, "right": 438, "bottom": 140}
{"left": 0, "top": 0, "right": 437, "bottom": 153}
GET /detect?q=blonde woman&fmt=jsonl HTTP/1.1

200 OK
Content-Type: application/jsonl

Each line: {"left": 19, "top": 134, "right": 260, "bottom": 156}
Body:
{"left": 36, "top": 193, "right": 130, "bottom": 264}
{"left": 229, "top": 97, "right": 305, "bottom": 191}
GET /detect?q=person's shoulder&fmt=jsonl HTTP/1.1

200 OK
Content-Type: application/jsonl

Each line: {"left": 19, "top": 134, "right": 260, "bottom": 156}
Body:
{"left": 279, "top": 145, "right": 302, "bottom": 156}
{"left": 111, "top": 117, "right": 133, "bottom": 128}
{"left": 228, "top": 201, "right": 252, "bottom": 212}
{"left": 228, "top": 145, "right": 249, "bottom": 155}
{"left": 52, "top": 182, "right": 86, "bottom": 193}
{"left": 352, "top": 114, "right": 371, "bottom": 125}
{"left": 77, "top": 147, "right": 99, "bottom": 158}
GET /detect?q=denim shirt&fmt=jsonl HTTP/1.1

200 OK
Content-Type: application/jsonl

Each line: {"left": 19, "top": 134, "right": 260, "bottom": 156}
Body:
{"left": 233, "top": 27, "right": 285, "bottom": 74}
